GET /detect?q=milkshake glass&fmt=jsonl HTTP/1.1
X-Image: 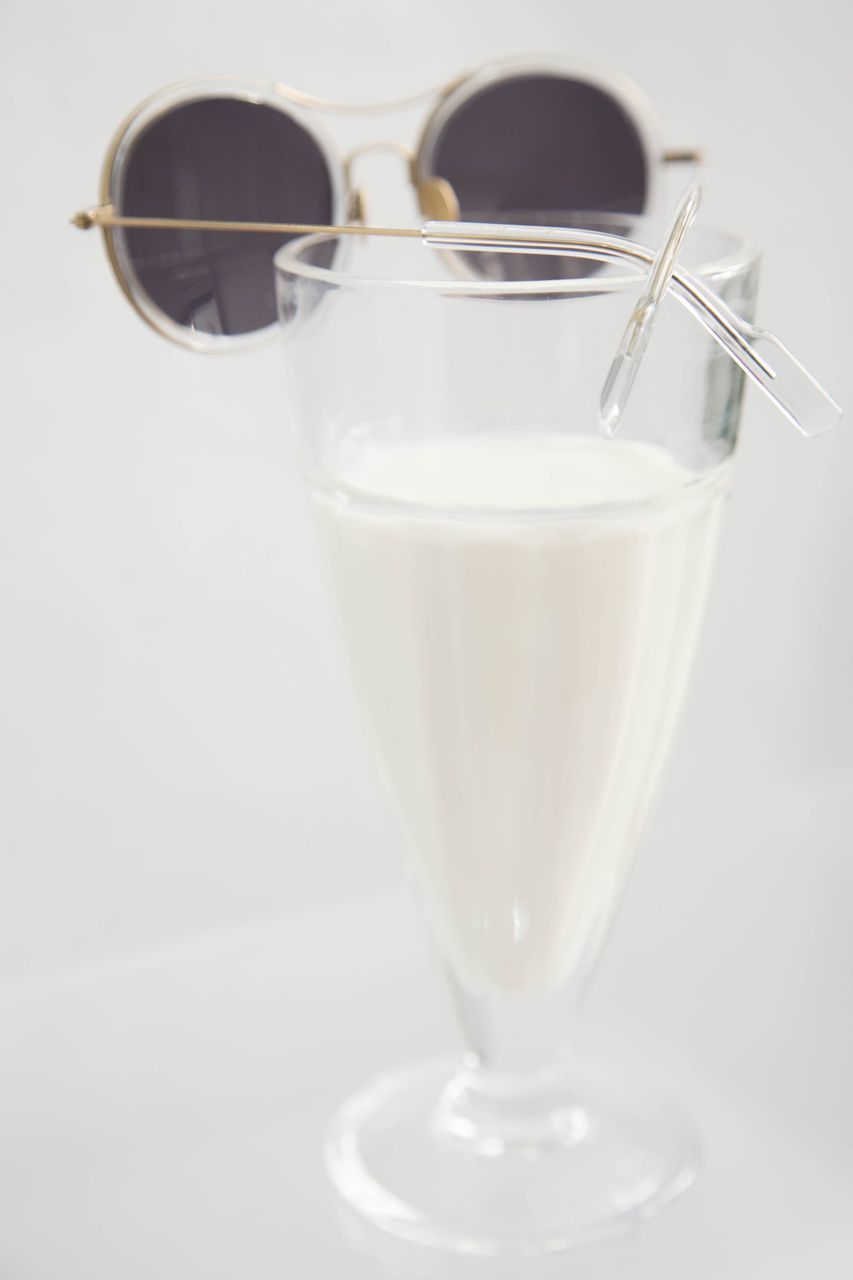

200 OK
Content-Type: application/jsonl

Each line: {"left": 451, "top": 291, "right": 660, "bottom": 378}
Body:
{"left": 274, "top": 221, "right": 758, "bottom": 1253}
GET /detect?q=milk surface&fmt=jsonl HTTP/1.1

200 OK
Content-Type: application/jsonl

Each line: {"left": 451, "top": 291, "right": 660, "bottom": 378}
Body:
{"left": 314, "top": 434, "right": 728, "bottom": 996}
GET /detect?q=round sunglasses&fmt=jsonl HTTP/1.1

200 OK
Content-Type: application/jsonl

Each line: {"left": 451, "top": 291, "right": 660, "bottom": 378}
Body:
{"left": 77, "top": 56, "right": 700, "bottom": 352}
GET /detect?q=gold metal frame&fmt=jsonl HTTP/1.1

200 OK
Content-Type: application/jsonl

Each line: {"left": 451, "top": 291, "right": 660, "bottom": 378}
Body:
{"left": 74, "top": 56, "right": 702, "bottom": 352}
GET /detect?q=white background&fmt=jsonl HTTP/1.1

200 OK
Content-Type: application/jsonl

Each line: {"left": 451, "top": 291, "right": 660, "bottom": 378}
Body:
{"left": 1, "top": 0, "right": 852, "bottom": 1234}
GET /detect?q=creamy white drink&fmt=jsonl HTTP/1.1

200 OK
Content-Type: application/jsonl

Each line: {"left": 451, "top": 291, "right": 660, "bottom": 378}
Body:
{"left": 314, "top": 434, "right": 728, "bottom": 997}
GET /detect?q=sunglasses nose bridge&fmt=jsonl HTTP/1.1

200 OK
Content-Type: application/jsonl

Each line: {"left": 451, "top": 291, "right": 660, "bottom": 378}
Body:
{"left": 342, "top": 140, "right": 417, "bottom": 223}
{"left": 343, "top": 140, "right": 416, "bottom": 185}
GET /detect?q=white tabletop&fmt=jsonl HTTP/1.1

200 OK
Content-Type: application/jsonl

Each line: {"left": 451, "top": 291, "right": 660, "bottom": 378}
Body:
{"left": 1, "top": 871, "right": 850, "bottom": 1280}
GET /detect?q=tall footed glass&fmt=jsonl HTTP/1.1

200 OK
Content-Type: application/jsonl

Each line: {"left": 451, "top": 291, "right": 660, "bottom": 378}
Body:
{"left": 275, "top": 222, "right": 759, "bottom": 1254}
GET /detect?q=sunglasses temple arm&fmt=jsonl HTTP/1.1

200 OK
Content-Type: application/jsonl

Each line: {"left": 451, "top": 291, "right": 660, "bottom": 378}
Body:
{"left": 70, "top": 207, "right": 840, "bottom": 436}
{"left": 423, "top": 221, "right": 841, "bottom": 437}
{"left": 70, "top": 205, "right": 421, "bottom": 239}
{"left": 663, "top": 149, "right": 704, "bottom": 166}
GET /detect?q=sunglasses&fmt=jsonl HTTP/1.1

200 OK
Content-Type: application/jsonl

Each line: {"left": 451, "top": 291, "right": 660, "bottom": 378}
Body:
{"left": 72, "top": 56, "right": 700, "bottom": 351}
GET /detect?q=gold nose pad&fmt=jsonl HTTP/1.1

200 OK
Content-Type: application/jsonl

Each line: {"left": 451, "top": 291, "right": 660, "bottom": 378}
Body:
{"left": 416, "top": 176, "right": 460, "bottom": 222}
{"left": 347, "top": 188, "right": 366, "bottom": 223}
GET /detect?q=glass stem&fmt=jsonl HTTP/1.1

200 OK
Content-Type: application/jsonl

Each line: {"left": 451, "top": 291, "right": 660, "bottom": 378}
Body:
{"left": 436, "top": 968, "right": 590, "bottom": 1155}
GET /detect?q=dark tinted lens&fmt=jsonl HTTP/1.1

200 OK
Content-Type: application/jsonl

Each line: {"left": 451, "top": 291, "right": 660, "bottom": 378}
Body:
{"left": 117, "top": 97, "right": 335, "bottom": 337}
{"left": 429, "top": 74, "right": 648, "bottom": 280}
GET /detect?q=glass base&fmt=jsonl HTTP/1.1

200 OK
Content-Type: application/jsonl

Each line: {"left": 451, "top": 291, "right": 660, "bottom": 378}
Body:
{"left": 326, "top": 1059, "right": 699, "bottom": 1256}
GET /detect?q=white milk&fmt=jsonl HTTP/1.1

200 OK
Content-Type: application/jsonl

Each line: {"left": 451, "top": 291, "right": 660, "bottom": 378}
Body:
{"left": 314, "top": 435, "right": 728, "bottom": 997}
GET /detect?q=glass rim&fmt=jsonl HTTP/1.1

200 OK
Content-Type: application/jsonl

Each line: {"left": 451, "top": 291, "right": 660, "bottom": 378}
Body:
{"left": 274, "top": 220, "right": 759, "bottom": 297}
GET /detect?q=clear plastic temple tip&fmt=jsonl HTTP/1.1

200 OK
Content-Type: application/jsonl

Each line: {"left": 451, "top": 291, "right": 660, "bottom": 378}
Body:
{"left": 742, "top": 328, "right": 841, "bottom": 437}
{"left": 600, "top": 183, "right": 701, "bottom": 436}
